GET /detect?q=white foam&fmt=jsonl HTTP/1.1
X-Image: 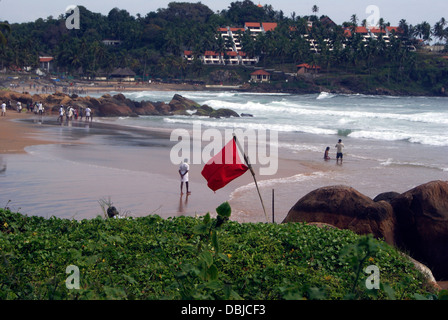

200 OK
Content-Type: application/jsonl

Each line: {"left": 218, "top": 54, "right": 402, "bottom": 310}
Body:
{"left": 317, "top": 92, "right": 336, "bottom": 99}
{"left": 229, "top": 171, "right": 325, "bottom": 199}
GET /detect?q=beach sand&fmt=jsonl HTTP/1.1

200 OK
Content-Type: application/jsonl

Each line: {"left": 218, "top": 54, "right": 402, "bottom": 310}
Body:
{"left": 0, "top": 108, "right": 320, "bottom": 222}
{"left": 0, "top": 111, "right": 62, "bottom": 154}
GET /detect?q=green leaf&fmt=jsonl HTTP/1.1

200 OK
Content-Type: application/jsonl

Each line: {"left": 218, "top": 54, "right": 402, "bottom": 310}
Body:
{"left": 218, "top": 253, "right": 230, "bottom": 263}
{"left": 207, "top": 264, "right": 219, "bottom": 281}
{"left": 216, "top": 202, "right": 231, "bottom": 218}
{"left": 193, "top": 223, "right": 209, "bottom": 235}
{"left": 200, "top": 251, "right": 213, "bottom": 267}
{"left": 206, "top": 279, "right": 221, "bottom": 290}
{"left": 211, "top": 231, "right": 219, "bottom": 252}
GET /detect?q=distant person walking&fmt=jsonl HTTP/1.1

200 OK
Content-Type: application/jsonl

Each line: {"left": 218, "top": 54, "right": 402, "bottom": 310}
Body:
{"left": 179, "top": 158, "right": 190, "bottom": 195}
{"left": 38, "top": 102, "right": 44, "bottom": 115}
{"left": 57, "top": 105, "right": 64, "bottom": 122}
{"left": 85, "top": 107, "right": 91, "bottom": 121}
{"left": 335, "top": 139, "right": 344, "bottom": 163}
{"left": 1, "top": 102, "right": 6, "bottom": 116}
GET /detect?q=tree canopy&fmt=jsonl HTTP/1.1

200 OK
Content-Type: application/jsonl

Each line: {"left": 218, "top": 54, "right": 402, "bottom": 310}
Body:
{"left": 0, "top": 0, "right": 447, "bottom": 87}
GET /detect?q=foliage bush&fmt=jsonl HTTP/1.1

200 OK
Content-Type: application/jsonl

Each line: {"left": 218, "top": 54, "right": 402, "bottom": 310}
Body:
{"left": 0, "top": 204, "right": 443, "bottom": 300}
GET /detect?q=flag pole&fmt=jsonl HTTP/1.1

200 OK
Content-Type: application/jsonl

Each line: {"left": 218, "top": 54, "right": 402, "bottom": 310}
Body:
{"left": 232, "top": 134, "right": 269, "bottom": 223}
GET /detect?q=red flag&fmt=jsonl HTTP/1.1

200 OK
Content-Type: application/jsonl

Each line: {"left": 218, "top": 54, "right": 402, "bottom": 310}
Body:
{"left": 201, "top": 138, "right": 248, "bottom": 192}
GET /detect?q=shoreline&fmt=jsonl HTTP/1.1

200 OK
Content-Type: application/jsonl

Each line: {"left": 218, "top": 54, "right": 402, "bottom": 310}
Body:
{"left": 3, "top": 76, "right": 448, "bottom": 98}
{"left": 0, "top": 111, "right": 63, "bottom": 154}
{"left": 0, "top": 109, "right": 321, "bottom": 223}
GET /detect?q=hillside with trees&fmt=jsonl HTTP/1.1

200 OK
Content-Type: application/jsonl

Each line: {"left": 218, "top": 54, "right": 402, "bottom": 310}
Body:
{"left": 0, "top": 1, "right": 448, "bottom": 95}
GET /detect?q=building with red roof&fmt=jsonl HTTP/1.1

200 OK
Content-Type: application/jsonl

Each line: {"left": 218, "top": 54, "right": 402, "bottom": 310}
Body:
{"left": 297, "top": 63, "right": 321, "bottom": 74}
{"left": 250, "top": 69, "right": 271, "bottom": 82}
{"left": 262, "top": 22, "right": 277, "bottom": 32}
{"left": 39, "top": 56, "right": 54, "bottom": 72}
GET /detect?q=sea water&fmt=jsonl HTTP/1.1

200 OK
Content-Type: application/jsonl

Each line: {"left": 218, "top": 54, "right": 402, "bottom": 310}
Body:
{"left": 112, "top": 91, "right": 448, "bottom": 222}
{"left": 1, "top": 91, "right": 447, "bottom": 222}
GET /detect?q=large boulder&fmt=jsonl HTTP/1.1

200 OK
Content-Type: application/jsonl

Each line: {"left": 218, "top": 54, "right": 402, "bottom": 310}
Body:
{"left": 209, "top": 108, "right": 240, "bottom": 118}
{"left": 97, "top": 102, "right": 136, "bottom": 117}
{"left": 134, "top": 100, "right": 159, "bottom": 115}
{"left": 373, "top": 191, "right": 401, "bottom": 203}
{"left": 282, "top": 185, "right": 396, "bottom": 245}
{"left": 390, "top": 180, "right": 448, "bottom": 280}
{"left": 169, "top": 94, "right": 200, "bottom": 111}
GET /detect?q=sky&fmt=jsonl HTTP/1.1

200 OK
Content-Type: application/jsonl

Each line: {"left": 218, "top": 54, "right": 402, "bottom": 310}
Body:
{"left": 1, "top": 0, "right": 447, "bottom": 27}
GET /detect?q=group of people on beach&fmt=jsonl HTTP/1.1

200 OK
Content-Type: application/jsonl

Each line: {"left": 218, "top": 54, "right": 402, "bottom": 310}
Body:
{"left": 0, "top": 100, "right": 45, "bottom": 116}
{"left": 57, "top": 105, "right": 92, "bottom": 122}
{"left": 324, "top": 139, "right": 345, "bottom": 163}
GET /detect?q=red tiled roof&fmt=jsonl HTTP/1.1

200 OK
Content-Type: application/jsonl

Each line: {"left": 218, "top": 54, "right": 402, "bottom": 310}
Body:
{"left": 218, "top": 27, "right": 228, "bottom": 32}
{"left": 355, "top": 26, "right": 369, "bottom": 34}
{"left": 245, "top": 22, "right": 261, "bottom": 28}
{"left": 204, "top": 51, "right": 223, "bottom": 56}
{"left": 230, "top": 27, "right": 245, "bottom": 32}
{"left": 386, "top": 26, "right": 403, "bottom": 34}
{"left": 369, "top": 27, "right": 386, "bottom": 34}
{"left": 251, "top": 69, "right": 270, "bottom": 75}
{"left": 184, "top": 50, "right": 193, "bottom": 55}
{"left": 262, "top": 22, "right": 277, "bottom": 32}
{"left": 39, "top": 57, "right": 53, "bottom": 62}
{"left": 297, "top": 63, "right": 321, "bottom": 70}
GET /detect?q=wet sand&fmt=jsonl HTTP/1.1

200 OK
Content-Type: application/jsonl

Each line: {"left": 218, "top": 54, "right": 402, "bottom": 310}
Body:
{"left": 1, "top": 113, "right": 297, "bottom": 221}
{"left": 0, "top": 111, "right": 62, "bottom": 154}
{"left": 2, "top": 108, "right": 446, "bottom": 225}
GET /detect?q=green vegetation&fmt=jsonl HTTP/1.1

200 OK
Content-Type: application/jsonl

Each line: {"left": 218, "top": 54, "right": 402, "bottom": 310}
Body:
{"left": 0, "top": 1, "right": 447, "bottom": 94}
{"left": 0, "top": 203, "right": 445, "bottom": 300}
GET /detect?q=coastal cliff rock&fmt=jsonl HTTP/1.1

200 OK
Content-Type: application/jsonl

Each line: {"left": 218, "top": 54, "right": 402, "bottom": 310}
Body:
{"left": 282, "top": 180, "right": 448, "bottom": 281}
{"left": 0, "top": 90, "right": 241, "bottom": 118}
{"left": 169, "top": 93, "right": 200, "bottom": 111}
{"left": 282, "top": 185, "right": 396, "bottom": 245}
{"left": 390, "top": 180, "right": 448, "bottom": 280}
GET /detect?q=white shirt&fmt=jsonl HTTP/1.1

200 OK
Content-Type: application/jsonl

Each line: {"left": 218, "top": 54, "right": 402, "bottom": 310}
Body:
{"left": 335, "top": 142, "right": 344, "bottom": 153}
{"left": 179, "top": 162, "right": 189, "bottom": 182}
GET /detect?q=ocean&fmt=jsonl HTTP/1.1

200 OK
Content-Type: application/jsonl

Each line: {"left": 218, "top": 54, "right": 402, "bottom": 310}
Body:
{"left": 1, "top": 91, "right": 447, "bottom": 222}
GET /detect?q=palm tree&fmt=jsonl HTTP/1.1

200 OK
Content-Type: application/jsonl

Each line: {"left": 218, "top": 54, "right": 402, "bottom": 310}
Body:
{"left": 0, "top": 22, "right": 11, "bottom": 47}
{"left": 414, "top": 22, "right": 432, "bottom": 43}
{"left": 433, "top": 18, "right": 447, "bottom": 43}
{"left": 312, "top": 5, "right": 319, "bottom": 15}
{"left": 399, "top": 19, "right": 410, "bottom": 39}
{"left": 350, "top": 14, "right": 358, "bottom": 35}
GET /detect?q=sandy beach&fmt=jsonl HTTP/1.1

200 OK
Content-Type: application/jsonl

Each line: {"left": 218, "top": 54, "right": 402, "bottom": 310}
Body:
{"left": 0, "top": 104, "right": 320, "bottom": 222}
{"left": 0, "top": 111, "right": 61, "bottom": 154}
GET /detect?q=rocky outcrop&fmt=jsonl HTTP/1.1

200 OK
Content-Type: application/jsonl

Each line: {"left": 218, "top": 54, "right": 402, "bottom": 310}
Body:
{"left": 282, "top": 185, "right": 397, "bottom": 245}
{"left": 0, "top": 90, "right": 241, "bottom": 118}
{"left": 282, "top": 180, "right": 448, "bottom": 281}
{"left": 390, "top": 180, "right": 448, "bottom": 280}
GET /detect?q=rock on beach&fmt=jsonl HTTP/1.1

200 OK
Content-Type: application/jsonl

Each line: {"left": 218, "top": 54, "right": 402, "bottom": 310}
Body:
{"left": 282, "top": 180, "right": 448, "bottom": 281}
{"left": 0, "top": 90, "right": 241, "bottom": 118}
